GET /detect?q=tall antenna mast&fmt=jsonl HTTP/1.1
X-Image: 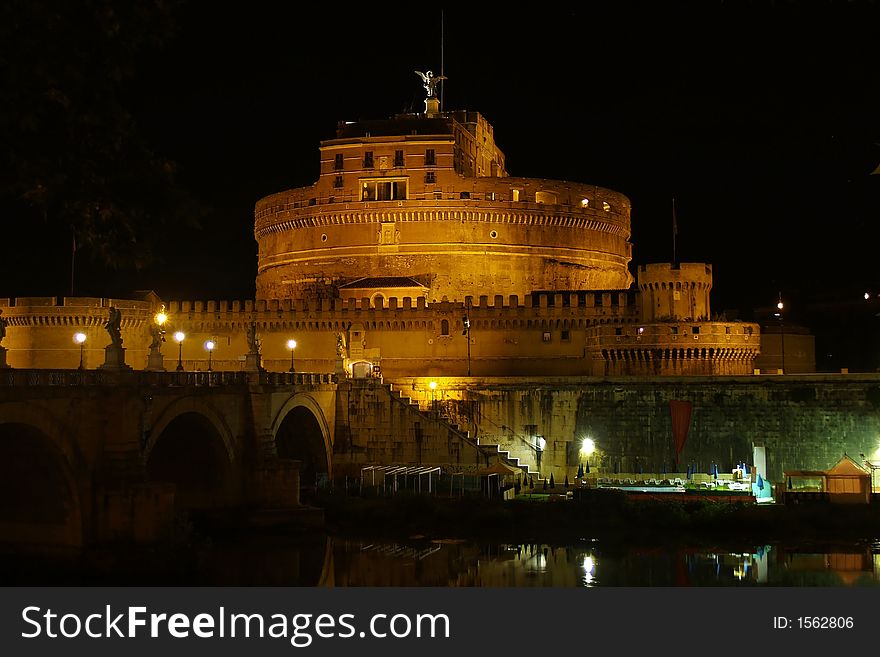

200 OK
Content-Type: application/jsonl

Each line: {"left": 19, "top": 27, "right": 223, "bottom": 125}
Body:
{"left": 440, "top": 10, "right": 445, "bottom": 112}
{"left": 672, "top": 197, "right": 678, "bottom": 265}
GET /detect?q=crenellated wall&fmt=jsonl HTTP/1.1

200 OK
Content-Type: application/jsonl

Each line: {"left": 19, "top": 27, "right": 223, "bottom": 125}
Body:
{"left": 0, "top": 296, "right": 159, "bottom": 369}
{"left": 1, "top": 286, "right": 761, "bottom": 378}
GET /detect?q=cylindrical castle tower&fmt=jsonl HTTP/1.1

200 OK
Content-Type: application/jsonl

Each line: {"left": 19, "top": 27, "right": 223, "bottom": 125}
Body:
{"left": 255, "top": 110, "right": 633, "bottom": 302}
{"left": 638, "top": 263, "right": 713, "bottom": 322}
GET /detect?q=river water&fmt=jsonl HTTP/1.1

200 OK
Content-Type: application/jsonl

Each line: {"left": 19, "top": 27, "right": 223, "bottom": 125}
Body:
{"left": 182, "top": 535, "right": 880, "bottom": 587}
{"left": 6, "top": 535, "right": 879, "bottom": 586}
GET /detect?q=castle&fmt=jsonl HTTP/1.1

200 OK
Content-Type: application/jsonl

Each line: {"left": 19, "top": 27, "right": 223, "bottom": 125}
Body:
{"left": 0, "top": 94, "right": 761, "bottom": 380}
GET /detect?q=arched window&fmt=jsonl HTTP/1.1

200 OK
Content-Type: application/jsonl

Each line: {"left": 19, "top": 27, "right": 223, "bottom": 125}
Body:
{"left": 441, "top": 319, "right": 449, "bottom": 336}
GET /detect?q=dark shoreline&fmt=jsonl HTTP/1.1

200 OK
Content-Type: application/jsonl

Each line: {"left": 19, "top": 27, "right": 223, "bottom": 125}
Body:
{"left": 319, "top": 491, "right": 880, "bottom": 546}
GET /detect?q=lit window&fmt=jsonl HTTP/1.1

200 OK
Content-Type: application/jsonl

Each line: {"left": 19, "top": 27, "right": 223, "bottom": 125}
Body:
{"left": 361, "top": 179, "right": 408, "bottom": 201}
{"left": 581, "top": 198, "right": 590, "bottom": 207}
{"left": 542, "top": 332, "right": 551, "bottom": 342}
{"left": 602, "top": 201, "right": 611, "bottom": 212}
{"left": 512, "top": 189, "right": 521, "bottom": 202}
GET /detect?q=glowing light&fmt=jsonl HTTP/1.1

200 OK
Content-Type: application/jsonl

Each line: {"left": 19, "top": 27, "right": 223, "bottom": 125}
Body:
{"left": 580, "top": 198, "right": 589, "bottom": 207}
{"left": 205, "top": 340, "right": 215, "bottom": 351}
{"left": 287, "top": 339, "right": 297, "bottom": 350}
{"left": 638, "top": 326, "right": 645, "bottom": 334}
{"left": 580, "top": 438, "right": 596, "bottom": 456}
{"left": 583, "top": 555, "right": 594, "bottom": 574}
{"left": 777, "top": 300, "right": 784, "bottom": 311}
{"left": 429, "top": 381, "right": 437, "bottom": 390}
{"left": 73, "top": 332, "right": 86, "bottom": 345}
{"left": 155, "top": 307, "right": 168, "bottom": 326}
{"left": 174, "top": 331, "right": 185, "bottom": 343}
{"left": 866, "top": 292, "right": 871, "bottom": 301}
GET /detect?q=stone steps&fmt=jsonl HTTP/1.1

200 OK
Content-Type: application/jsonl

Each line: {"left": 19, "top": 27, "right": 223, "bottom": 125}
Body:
{"left": 383, "top": 381, "right": 539, "bottom": 478}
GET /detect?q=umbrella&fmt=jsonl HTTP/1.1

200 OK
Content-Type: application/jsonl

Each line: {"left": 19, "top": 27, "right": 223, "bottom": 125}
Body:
{"left": 712, "top": 462, "right": 718, "bottom": 479}
{"left": 661, "top": 463, "right": 667, "bottom": 474}
{"left": 549, "top": 473, "right": 556, "bottom": 489}
{"left": 757, "top": 473, "right": 764, "bottom": 490}
{"left": 542, "top": 477, "right": 548, "bottom": 490}
{"left": 585, "top": 461, "right": 590, "bottom": 474}
{"left": 613, "top": 461, "right": 619, "bottom": 474}
{"left": 686, "top": 464, "right": 692, "bottom": 479}
{"left": 529, "top": 476, "right": 534, "bottom": 490}
{"left": 787, "top": 476, "right": 792, "bottom": 490}
{"left": 577, "top": 463, "right": 584, "bottom": 478}
{"left": 564, "top": 474, "right": 569, "bottom": 488}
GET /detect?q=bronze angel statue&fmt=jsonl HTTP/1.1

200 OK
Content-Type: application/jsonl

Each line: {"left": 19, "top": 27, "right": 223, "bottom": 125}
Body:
{"left": 415, "top": 70, "right": 447, "bottom": 99}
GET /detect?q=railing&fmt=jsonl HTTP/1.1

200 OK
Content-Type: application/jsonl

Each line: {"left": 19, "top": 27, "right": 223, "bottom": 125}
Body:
{"left": 0, "top": 369, "right": 337, "bottom": 388}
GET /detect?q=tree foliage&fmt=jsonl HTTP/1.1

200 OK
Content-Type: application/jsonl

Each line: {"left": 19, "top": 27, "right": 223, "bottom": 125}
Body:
{"left": 0, "top": 0, "right": 188, "bottom": 269}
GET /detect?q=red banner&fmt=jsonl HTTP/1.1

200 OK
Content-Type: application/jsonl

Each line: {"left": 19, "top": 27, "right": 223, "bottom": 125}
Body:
{"left": 669, "top": 400, "right": 693, "bottom": 464}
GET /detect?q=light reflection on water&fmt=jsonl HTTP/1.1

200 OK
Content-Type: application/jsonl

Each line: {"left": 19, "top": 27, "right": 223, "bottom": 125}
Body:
{"left": 326, "top": 538, "right": 880, "bottom": 587}
{"left": 5, "top": 536, "right": 880, "bottom": 586}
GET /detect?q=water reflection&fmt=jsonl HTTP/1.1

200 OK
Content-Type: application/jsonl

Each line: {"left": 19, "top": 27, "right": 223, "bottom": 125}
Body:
{"left": 328, "top": 539, "right": 880, "bottom": 587}
{"left": 3, "top": 535, "right": 879, "bottom": 586}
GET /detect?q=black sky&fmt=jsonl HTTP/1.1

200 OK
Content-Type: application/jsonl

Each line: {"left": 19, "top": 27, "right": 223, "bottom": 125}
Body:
{"left": 4, "top": 2, "right": 880, "bottom": 319}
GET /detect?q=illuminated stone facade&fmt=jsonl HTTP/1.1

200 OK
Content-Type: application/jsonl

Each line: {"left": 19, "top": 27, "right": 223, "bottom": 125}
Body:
{"left": 255, "top": 111, "right": 633, "bottom": 303}
{"left": 0, "top": 108, "right": 760, "bottom": 377}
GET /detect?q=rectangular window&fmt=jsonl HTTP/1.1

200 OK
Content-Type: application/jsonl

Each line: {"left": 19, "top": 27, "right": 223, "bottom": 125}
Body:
{"left": 460, "top": 191, "right": 470, "bottom": 199}
{"left": 364, "top": 151, "right": 374, "bottom": 168}
{"left": 614, "top": 327, "right": 622, "bottom": 336}
{"left": 425, "top": 149, "right": 436, "bottom": 166}
{"left": 425, "top": 171, "right": 436, "bottom": 184}
{"left": 561, "top": 330, "right": 571, "bottom": 342}
{"left": 692, "top": 326, "right": 700, "bottom": 335}
{"left": 512, "top": 188, "right": 521, "bottom": 202}
{"left": 671, "top": 326, "right": 679, "bottom": 335}
{"left": 361, "top": 179, "right": 408, "bottom": 201}
{"left": 334, "top": 154, "right": 343, "bottom": 170}
{"left": 487, "top": 191, "right": 495, "bottom": 201}
{"left": 434, "top": 191, "right": 442, "bottom": 199}
{"left": 333, "top": 175, "right": 343, "bottom": 188}
{"left": 394, "top": 150, "right": 404, "bottom": 167}
{"left": 725, "top": 326, "right": 731, "bottom": 334}
{"left": 542, "top": 331, "right": 551, "bottom": 342}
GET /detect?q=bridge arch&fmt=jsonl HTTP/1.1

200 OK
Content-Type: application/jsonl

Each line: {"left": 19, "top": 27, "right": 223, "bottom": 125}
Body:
{"left": 146, "top": 399, "right": 237, "bottom": 510}
{"left": 271, "top": 394, "right": 333, "bottom": 491}
{"left": 0, "top": 406, "right": 84, "bottom": 550}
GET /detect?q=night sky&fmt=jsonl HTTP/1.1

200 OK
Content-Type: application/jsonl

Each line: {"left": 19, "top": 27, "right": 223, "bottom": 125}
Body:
{"left": 4, "top": 3, "right": 880, "bottom": 323}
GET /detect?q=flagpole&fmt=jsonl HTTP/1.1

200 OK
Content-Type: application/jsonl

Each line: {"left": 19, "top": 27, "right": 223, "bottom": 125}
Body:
{"left": 70, "top": 226, "right": 76, "bottom": 297}
{"left": 672, "top": 197, "right": 678, "bottom": 266}
{"left": 440, "top": 10, "right": 445, "bottom": 112}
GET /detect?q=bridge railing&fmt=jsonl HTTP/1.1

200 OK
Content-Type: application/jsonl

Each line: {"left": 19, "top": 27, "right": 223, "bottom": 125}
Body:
{"left": 258, "top": 371, "right": 337, "bottom": 386}
{"left": 0, "top": 369, "right": 337, "bottom": 388}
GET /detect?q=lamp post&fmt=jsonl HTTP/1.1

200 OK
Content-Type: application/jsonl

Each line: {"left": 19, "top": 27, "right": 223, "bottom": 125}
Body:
{"left": 287, "top": 339, "right": 297, "bottom": 373}
{"left": 774, "top": 293, "right": 785, "bottom": 374}
{"left": 462, "top": 309, "right": 471, "bottom": 376}
{"left": 535, "top": 435, "right": 546, "bottom": 472}
{"left": 174, "top": 331, "right": 185, "bottom": 371}
{"left": 74, "top": 332, "right": 86, "bottom": 369}
{"left": 429, "top": 380, "right": 437, "bottom": 411}
{"left": 205, "top": 340, "right": 215, "bottom": 372}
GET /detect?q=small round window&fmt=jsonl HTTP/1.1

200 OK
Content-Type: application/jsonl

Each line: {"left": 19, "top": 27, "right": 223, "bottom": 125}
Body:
{"left": 321, "top": 233, "right": 328, "bottom": 242}
{"left": 489, "top": 230, "right": 498, "bottom": 239}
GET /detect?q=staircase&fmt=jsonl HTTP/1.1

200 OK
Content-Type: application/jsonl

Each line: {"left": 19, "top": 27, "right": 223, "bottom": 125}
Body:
{"left": 382, "top": 382, "right": 540, "bottom": 478}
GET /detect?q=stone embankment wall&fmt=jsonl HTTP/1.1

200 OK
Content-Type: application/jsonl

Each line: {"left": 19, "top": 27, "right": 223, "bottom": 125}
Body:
{"left": 395, "top": 375, "right": 880, "bottom": 483}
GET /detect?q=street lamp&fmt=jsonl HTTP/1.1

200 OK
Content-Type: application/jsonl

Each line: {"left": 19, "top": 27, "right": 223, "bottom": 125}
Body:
{"left": 429, "top": 380, "right": 437, "bottom": 411}
{"left": 74, "top": 332, "right": 86, "bottom": 369}
{"left": 174, "top": 331, "right": 185, "bottom": 371}
{"left": 286, "top": 339, "right": 297, "bottom": 372}
{"left": 774, "top": 293, "right": 785, "bottom": 374}
{"left": 205, "top": 340, "right": 215, "bottom": 372}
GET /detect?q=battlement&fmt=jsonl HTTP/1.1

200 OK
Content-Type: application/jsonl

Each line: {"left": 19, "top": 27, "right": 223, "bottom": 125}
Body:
{"left": 165, "top": 290, "right": 640, "bottom": 316}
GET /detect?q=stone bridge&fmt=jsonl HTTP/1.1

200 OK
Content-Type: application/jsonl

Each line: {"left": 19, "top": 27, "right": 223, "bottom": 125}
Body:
{"left": 0, "top": 368, "right": 522, "bottom": 552}
{"left": 0, "top": 369, "right": 337, "bottom": 551}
